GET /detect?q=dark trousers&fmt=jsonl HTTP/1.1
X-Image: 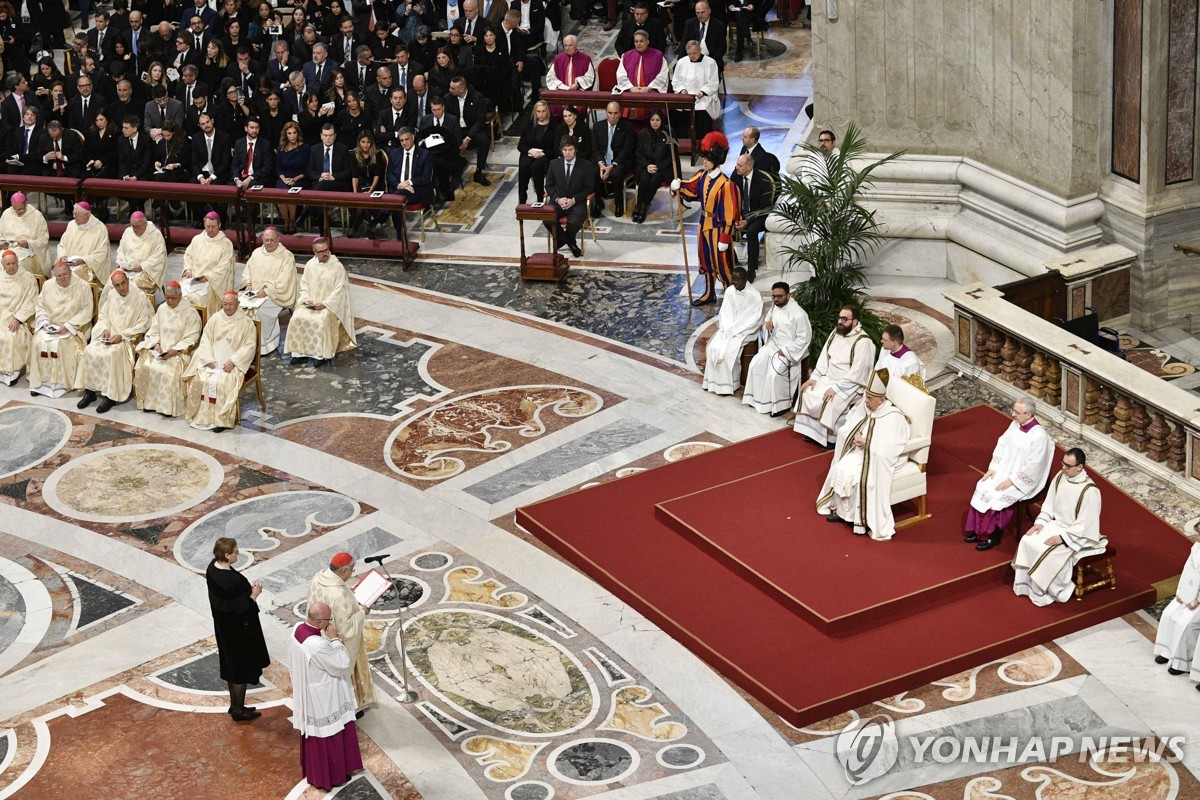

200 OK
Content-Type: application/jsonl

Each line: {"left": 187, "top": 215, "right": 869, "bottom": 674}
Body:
{"left": 742, "top": 217, "right": 766, "bottom": 269}
{"left": 595, "top": 162, "right": 630, "bottom": 214}
{"left": 518, "top": 153, "right": 551, "bottom": 203}
{"left": 463, "top": 136, "right": 490, "bottom": 173}
{"left": 635, "top": 167, "right": 668, "bottom": 209}
{"left": 544, "top": 201, "right": 585, "bottom": 246}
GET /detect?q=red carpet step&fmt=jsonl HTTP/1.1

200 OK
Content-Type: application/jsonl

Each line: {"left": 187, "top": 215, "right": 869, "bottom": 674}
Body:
{"left": 517, "top": 405, "right": 1190, "bottom": 727}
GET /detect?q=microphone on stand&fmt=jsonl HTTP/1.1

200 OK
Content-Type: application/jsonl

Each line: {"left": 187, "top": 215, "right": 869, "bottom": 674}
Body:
{"left": 364, "top": 554, "right": 389, "bottom": 565}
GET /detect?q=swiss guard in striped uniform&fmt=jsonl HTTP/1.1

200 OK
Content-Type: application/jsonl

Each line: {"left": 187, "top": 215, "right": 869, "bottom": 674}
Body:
{"left": 672, "top": 132, "right": 741, "bottom": 306}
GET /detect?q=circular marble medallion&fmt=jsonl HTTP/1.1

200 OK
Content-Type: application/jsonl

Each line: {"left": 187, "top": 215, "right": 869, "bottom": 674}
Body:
{"left": 0, "top": 558, "right": 53, "bottom": 676}
{"left": 372, "top": 575, "right": 428, "bottom": 612}
{"left": 506, "top": 781, "right": 554, "bottom": 800}
{"left": 663, "top": 441, "right": 721, "bottom": 462}
{"left": 42, "top": 444, "right": 224, "bottom": 523}
{"left": 657, "top": 743, "right": 705, "bottom": 769}
{"left": 411, "top": 552, "right": 451, "bottom": 571}
{"left": 547, "top": 738, "right": 639, "bottom": 785}
{"left": 0, "top": 406, "right": 72, "bottom": 479}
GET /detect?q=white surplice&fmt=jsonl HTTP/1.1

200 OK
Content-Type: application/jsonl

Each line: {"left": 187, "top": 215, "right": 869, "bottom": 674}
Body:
{"left": 1156, "top": 543, "right": 1200, "bottom": 674}
{"left": 875, "top": 344, "right": 925, "bottom": 382}
{"left": 970, "top": 420, "right": 1054, "bottom": 513}
{"left": 702, "top": 281, "right": 764, "bottom": 395}
{"left": 287, "top": 623, "right": 357, "bottom": 738}
{"left": 1012, "top": 469, "right": 1102, "bottom": 606}
{"left": 742, "top": 298, "right": 811, "bottom": 414}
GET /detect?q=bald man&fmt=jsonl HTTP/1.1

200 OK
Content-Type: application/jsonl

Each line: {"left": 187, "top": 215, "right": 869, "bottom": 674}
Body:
{"left": 134, "top": 281, "right": 202, "bottom": 417}
{"left": 116, "top": 212, "right": 168, "bottom": 294}
{"left": 75, "top": 269, "right": 153, "bottom": 413}
{"left": 56, "top": 202, "right": 111, "bottom": 284}
{"left": 183, "top": 290, "right": 256, "bottom": 431}
{"left": 28, "top": 260, "right": 94, "bottom": 398}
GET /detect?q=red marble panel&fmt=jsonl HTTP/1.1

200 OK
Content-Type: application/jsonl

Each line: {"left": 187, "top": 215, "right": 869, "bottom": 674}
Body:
{"left": 958, "top": 315, "right": 972, "bottom": 358}
{"left": 1167, "top": 0, "right": 1198, "bottom": 184}
{"left": 1065, "top": 370, "right": 1081, "bottom": 419}
{"left": 1071, "top": 286, "right": 1086, "bottom": 319}
{"left": 1093, "top": 267, "right": 1131, "bottom": 321}
{"left": 1113, "top": 0, "right": 1143, "bottom": 182}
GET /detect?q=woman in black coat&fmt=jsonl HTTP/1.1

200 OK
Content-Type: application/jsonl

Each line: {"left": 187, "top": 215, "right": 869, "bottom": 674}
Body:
{"left": 206, "top": 537, "right": 270, "bottom": 722}
{"left": 631, "top": 108, "right": 676, "bottom": 223}
{"left": 516, "top": 99, "right": 558, "bottom": 205}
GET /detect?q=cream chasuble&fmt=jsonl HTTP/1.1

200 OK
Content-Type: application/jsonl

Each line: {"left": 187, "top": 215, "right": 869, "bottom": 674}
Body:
{"left": 56, "top": 216, "right": 111, "bottom": 284}
{"left": 0, "top": 268, "right": 38, "bottom": 379}
{"left": 28, "top": 276, "right": 93, "bottom": 395}
{"left": 1012, "top": 470, "right": 1102, "bottom": 605}
{"left": 74, "top": 287, "right": 153, "bottom": 401}
{"left": 116, "top": 223, "right": 168, "bottom": 293}
{"left": 183, "top": 232, "right": 236, "bottom": 315}
{"left": 792, "top": 324, "right": 875, "bottom": 446}
{"left": 0, "top": 206, "right": 51, "bottom": 276}
{"left": 134, "top": 301, "right": 202, "bottom": 416}
{"left": 241, "top": 244, "right": 299, "bottom": 354}
{"left": 285, "top": 255, "right": 357, "bottom": 360}
{"left": 183, "top": 308, "right": 256, "bottom": 429}
{"left": 307, "top": 568, "right": 377, "bottom": 709}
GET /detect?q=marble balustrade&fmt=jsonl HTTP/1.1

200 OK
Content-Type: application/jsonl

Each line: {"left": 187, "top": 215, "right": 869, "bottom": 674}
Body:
{"left": 946, "top": 282, "right": 1200, "bottom": 498}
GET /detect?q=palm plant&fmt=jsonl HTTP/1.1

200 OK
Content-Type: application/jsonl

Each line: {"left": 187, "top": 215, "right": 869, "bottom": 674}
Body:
{"left": 769, "top": 122, "right": 903, "bottom": 342}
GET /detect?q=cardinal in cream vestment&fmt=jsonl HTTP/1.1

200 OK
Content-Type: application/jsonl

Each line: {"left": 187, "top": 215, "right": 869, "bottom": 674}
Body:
{"left": 284, "top": 241, "right": 357, "bottom": 361}
{"left": 307, "top": 552, "right": 377, "bottom": 710}
{"left": 183, "top": 292, "right": 257, "bottom": 430}
{"left": 28, "top": 261, "right": 94, "bottom": 397}
{"left": 134, "top": 282, "right": 203, "bottom": 416}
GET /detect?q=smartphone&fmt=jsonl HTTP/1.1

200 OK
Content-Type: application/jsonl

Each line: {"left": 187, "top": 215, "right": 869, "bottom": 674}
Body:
{"left": 288, "top": 186, "right": 302, "bottom": 193}
{"left": 370, "top": 190, "right": 384, "bottom": 198}
{"left": 250, "top": 184, "right": 263, "bottom": 191}
{"left": 530, "top": 200, "right": 544, "bottom": 207}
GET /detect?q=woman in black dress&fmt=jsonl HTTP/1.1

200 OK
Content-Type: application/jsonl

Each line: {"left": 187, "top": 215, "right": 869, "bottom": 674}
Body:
{"left": 206, "top": 537, "right": 269, "bottom": 722}
{"left": 350, "top": 130, "right": 388, "bottom": 236}
{"left": 631, "top": 108, "right": 676, "bottom": 223}
{"left": 516, "top": 100, "right": 558, "bottom": 205}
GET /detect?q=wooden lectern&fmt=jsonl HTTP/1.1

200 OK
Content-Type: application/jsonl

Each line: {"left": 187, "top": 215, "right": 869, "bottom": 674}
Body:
{"left": 516, "top": 203, "right": 569, "bottom": 281}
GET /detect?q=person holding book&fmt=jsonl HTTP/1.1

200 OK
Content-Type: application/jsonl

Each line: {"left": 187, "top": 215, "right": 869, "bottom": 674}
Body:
{"left": 307, "top": 551, "right": 377, "bottom": 713}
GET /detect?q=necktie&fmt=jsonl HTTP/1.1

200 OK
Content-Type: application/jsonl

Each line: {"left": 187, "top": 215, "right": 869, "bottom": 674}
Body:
{"left": 466, "top": 18, "right": 473, "bottom": 36}
{"left": 206, "top": 136, "right": 213, "bottom": 165}
{"left": 132, "top": 32, "right": 138, "bottom": 57}
{"left": 402, "top": 149, "right": 410, "bottom": 182}
{"left": 565, "top": 161, "right": 572, "bottom": 182}
{"left": 360, "top": 66, "right": 366, "bottom": 85}
{"left": 435, "top": 117, "right": 440, "bottom": 127}
{"left": 14, "top": 94, "right": 23, "bottom": 115}
{"left": 54, "top": 140, "right": 62, "bottom": 176}
{"left": 21, "top": 128, "right": 29, "bottom": 156}
{"left": 606, "top": 126, "right": 614, "bottom": 163}
{"left": 346, "top": 36, "right": 352, "bottom": 57}
{"left": 399, "top": 67, "right": 406, "bottom": 86}
{"left": 98, "top": 29, "right": 105, "bottom": 51}
{"left": 186, "top": 85, "right": 193, "bottom": 105}
{"left": 81, "top": 96, "right": 88, "bottom": 117}
{"left": 316, "top": 64, "right": 323, "bottom": 83}
{"left": 699, "top": 22, "right": 706, "bottom": 43}
{"left": 244, "top": 140, "right": 254, "bottom": 177}
{"left": 160, "top": 105, "right": 166, "bottom": 126}
{"left": 324, "top": 146, "right": 331, "bottom": 173}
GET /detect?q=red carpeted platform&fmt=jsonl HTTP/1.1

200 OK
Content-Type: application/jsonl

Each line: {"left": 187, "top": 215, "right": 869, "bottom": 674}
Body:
{"left": 516, "top": 405, "right": 1190, "bottom": 727}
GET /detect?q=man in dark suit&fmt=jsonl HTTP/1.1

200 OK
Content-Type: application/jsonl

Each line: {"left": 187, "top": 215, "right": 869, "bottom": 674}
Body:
{"left": 226, "top": 48, "right": 260, "bottom": 96}
{"left": 616, "top": 3, "right": 667, "bottom": 53}
{"left": 181, "top": 0, "right": 216, "bottom": 31}
{"left": 590, "top": 100, "right": 635, "bottom": 217}
{"left": 347, "top": 46, "right": 377, "bottom": 94}
{"left": 172, "top": 34, "right": 204, "bottom": 73}
{"left": 144, "top": 86, "right": 184, "bottom": 134}
{"left": 739, "top": 126, "right": 780, "bottom": 174}
{"left": 67, "top": 76, "right": 106, "bottom": 133}
{"left": 184, "top": 84, "right": 221, "bottom": 132}
{"left": 306, "top": 124, "right": 352, "bottom": 191}
{"left": 447, "top": 77, "right": 491, "bottom": 186}
{"left": 386, "top": 128, "right": 435, "bottom": 235}
{"left": 88, "top": 13, "right": 119, "bottom": 67}
{"left": 5, "top": 107, "right": 46, "bottom": 176}
{"left": 733, "top": 152, "right": 774, "bottom": 281}
{"left": 118, "top": 115, "right": 154, "bottom": 212}
{"left": 122, "top": 11, "right": 153, "bottom": 75}
{"left": 107, "top": 80, "right": 144, "bottom": 129}
{"left": 544, "top": 135, "right": 596, "bottom": 257}
{"left": 232, "top": 117, "right": 274, "bottom": 189}
{"left": 148, "top": 22, "right": 179, "bottom": 68}
{"left": 389, "top": 47, "right": 423, "bottom": 92}
{"left": 191, "top": 112, "right": 233, "bottom": 184}
{"left": 376, "top": 88, "right": 416, "bottom": 151}
{"left": 409, "top": 75, "right": 432, "bottom": 121}
{"left": 453, "top": 0, "right": 491, "bottom": 45}
{"left": 676, "top": 1, "right": 726, "bottom": 71}
{"left": 496, "top": 11, "right": 540, "bottom": 109}
{"left": 266, "top": 41, "right": 300, "bottom": 88}
{"left": 0, "top": 74, "right": 31, "bottom": 131}
{"left": 40, "top": 121, "right": 84, "bottom": 179}
{"left": 330, "top": 16, "right": 368, "bottom": 66}
{"left": 302, "top": 43, "right": 339, "bottom": 93}
{"left": 416, "top": 98, "right": 465, "bottom": 202}
{"left": 364, "top": 66, "right": 395, "bottom": 117}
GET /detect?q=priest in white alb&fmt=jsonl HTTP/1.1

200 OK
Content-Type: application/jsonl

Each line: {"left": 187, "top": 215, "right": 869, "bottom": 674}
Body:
{"left": 964, "top": 395, "right": 1055, "bottom": 551}
{"left": 701, "top": 267, "right": 763, "bottom": 395}
{"left": 875, "top": 323, "right": 924, "bottom": 382}
{"left": 116, "top": 212, "right": 168, "bottom": 295}
{"left": 545, "top": 35, "right": 595, "bottom": 90}
{"left": 181, "top": 212, "right": 236, "bottom": 316}
{"left": 0, "top": 193, "right": 50, "bottom": 276}
{"left": 134, "top": 282, "right": 203, "bottom": 417}
{"left": 307, "top": 551, "right": 376, "bottom": 711}
{"left": 792, "top": 304, "right": 875, "bottom": 447}
{"left": 0, "top": 250, "right": 38, "bottom": 385}
{"left": 743, "top": 282, "right": 810, "bottom": 415}
{"left": 28, "top": 260, "right": 94, "bottom": 398}
{"left": 56, "top": 202, "right": 111, "bottom": 285}
{"left": 74, "top": 269, "right": 153, "bottom": 413}
{"left": 284, "top": 239, "right": 357, "bottom": 363}
{"left": 816, "top": 369, "right": 910, "bottom": 541}
{"left": 183, "top": 291, "right": 257, "bottom": 431}
{"left": 1012, "top": 448, "right": 1102, "bottom": 605}
{"left": 1154, "top": 525, "right": 1200, "bottom": 675}
{"left": 240, "top": 227, "right": 299, "bottom": 354}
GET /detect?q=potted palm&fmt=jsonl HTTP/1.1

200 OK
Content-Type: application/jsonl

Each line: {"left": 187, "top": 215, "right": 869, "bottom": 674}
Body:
{"left": 768, "top": 122, "right": 903, "bottom": 342}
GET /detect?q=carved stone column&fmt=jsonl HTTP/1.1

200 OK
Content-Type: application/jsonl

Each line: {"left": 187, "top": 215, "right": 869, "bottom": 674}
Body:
{"left": 1168, "top": 422, "right": 1187, "bottom": 472}
{"left": 1014, "top": 343, "right": 1034, "bottom": 390}
{"left": 1029, "top": 352, "right": 1046, "bottom": 398}
{"left": 974, "top": 322, "right": 990, "bottom": 369}
{"left": 1000, "top": 336, "right": 1018, "bottom": 383}
{"left": 1112, "top": 395, "right": 1133, "bottom": 443}
{"left": 986, "top": 328, "right": 1003, "bottom": 374}
{"left": 1096, "top": 386, "right": 1116, "bottom": 433}
{"left": 1130, "top": 403, "right": 1150, "bottom": 453}
{"left": 1083, "top": 378, "right": 1101, "bottom": 425}
{"left": 1044, "top": 357, "right": 1062, "bottom": 406}
{"left": 1148, "top": 412, "right": 1169, "bottom": 463}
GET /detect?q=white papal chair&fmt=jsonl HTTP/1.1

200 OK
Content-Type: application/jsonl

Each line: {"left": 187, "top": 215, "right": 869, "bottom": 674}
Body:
{"left": 887, "top": 371, "right": 936, "bottom": 527}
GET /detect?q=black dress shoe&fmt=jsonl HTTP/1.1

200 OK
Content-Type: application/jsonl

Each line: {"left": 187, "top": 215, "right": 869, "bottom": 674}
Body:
{"left": 1169, "top": 668, "right": 1186, "bottom": 675}
{"left": 567, "top": 241, "right": 582, "bottom": 257}
{"left": 228, "top": 705, "right": 257, "bottom": 714}
{"left": 473, "top": 172, "right": 491, "bottom": 186}
{"left": 963, "top": 533, "right": 980, "bottom": 543}
{"left": 1156, "top": 656, "right": 1170, "bottom": 665}
{"left": 95, "top": 396, "right": 115, "bottom": 413}
{"left": 975, "top": 536, "right": 1001, "bottom": 551}
{"left": 77, "top": 390, "right": 96, "bottom": 409}
{"left": 230, "top": 709, "right": 261, "bottom": 722}
{"left": 825, "top": 514, "right": 843, "bottom": 523}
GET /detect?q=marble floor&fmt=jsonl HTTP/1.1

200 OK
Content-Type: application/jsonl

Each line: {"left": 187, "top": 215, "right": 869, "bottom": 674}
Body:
{"left": 2, "top": 23, "right": 1199, "bottom": 800}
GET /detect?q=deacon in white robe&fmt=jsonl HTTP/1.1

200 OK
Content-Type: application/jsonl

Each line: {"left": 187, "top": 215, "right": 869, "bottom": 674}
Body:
{"left": 964, "top": 396, "right": 1055, "bottom": 550}
{"left": 240, "top": 228, "right": 299, "bottom": 354}
{"left": 288, "top": 602, "right": 364, "bottom": 790}
{"left": 115, "top": 212, "right": 168, "bottom": 295}
{"left": 875, "top": 323, "right": 925, "bottom": 383}
{"left": 134, "top": 282, "right": 203, "bottom": 417}
{"left": 28, "top": 261, "right": 94, "bottom": 397}
{"left": 0, "top": 250, "right": 38, "bottom": 384}
{"left": 792, "top": 306, "right": 875, "bottom": 447}
{"left": 671, "top": 43, "right": 721, "bottom": 123}
{"left": 1155, "top": 531, "right": 1200, "bottom": 675}
{"left": 284, "top": 239, "right": 357, "bottom": 362}
{"left": 1012, "top": 448, "right": 1102, "bottom": 606}
{"left": 702, "top": 268, "right": 763, "bottom": 395}
{"left": 0, "top": 193, "right": 51, "bottom": 276}
{"left": 74, "top": 270, "right": 153, "bottom": 411}
{"left": 55, "top": 202, "right": 111, "bottom": 284}
{"left": 307, "top": 552, "right": 377, "bottom": 710}
{"left": 743, "top": 283, "right": 810, "bottom": 414}
{"left": 816, "top": 369, "right": 910, "bottom": 541}
{"left": 181, "top": 213, "right": 236, "bottom": 316}
{"left": 545, "top": 36, "right": 595, "bottom": 90}
{"left": 182, "top": 292, "right": 257, "bottom": 431}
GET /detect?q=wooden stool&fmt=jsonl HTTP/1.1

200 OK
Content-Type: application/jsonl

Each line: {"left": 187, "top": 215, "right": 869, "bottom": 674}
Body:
{"left": 739, "top": 340, "right": 760, "bottom": 390}
{"left": 1074, "top": 545, "right": 1117, "bottom": 600}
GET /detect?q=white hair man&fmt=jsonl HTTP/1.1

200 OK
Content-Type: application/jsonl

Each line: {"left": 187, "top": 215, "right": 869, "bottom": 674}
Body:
{"left": 306, "top": 551, "right": 376, "bottom": 711}
{"left": 1012, "top": 448, "right": 1102, "bottom": 605}
{"left": 28, "top": 259, "right": 94, "bottom": 397}
{"left": 283, "top": 239, "right": 357, "bottom": 364}
{"left": 182, "top": 290, "right": 257, "bottom": 431}
{"left": 55, "top": 201, "right": 111, "bottom": 284}
{"left": 134, "top": 281, "right": 202, "bottom": 417}
{"left": 240, "top": 227, "right": 298, "bottom": 354}
{"left": 815, "top": 369, "right": 911, "bottom": 541}
{"left": 0, "top": 250, "right": 38, "bottom": 385}
{"left": 115, "top": 211, "right": 168, "bottom": 294}
{"left": 74, "top": 269, "right": 153, "bottom": 413}
{"left": 545, "top": 35, "right": 595, "bottom": 90}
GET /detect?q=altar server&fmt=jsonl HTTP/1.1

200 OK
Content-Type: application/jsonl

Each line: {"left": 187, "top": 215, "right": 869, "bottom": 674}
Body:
{"left": 701, "top": 267, "right": 763, "bottom": 395}
{"left": 1155, "top": 526, "right": 1200, "bottom": 676}
{"left": 743, "top": 282, "right": 811, "bottom": 415}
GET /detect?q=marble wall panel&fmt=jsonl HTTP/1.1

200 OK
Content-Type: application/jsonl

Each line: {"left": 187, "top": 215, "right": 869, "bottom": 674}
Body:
{"left": 1092, "top": 267, "right": 1131, "bottom": 321}
{"left": 1112, "top": 0, "right": 1143, "bottom": 182}
{"left": 1166, "top": 0, "right": 1198, "bottom": 184}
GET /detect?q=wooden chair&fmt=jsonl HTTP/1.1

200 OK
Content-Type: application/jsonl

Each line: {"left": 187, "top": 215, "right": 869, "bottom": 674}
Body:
{"left": 235, "top": 318, "right": 266, "bottom": 424}
{"left": 596, "top": 57, "right": 621, "bottom": 94}
{"left": 1074, "top": 541, "right": 1117, "bottom": 600}
{"left": 404, "top": 201, "right": 438, "bottom": 243}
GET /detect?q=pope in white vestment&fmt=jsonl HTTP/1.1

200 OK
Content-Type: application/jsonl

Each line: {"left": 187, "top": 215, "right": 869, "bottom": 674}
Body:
{"left": 1012, "top": 450, "right": 1102, "bottom": 605}
{"left": 182, "top": 292, "right": 257, "bottom": 430}
{"left": 240, "top": 228, "right": 299, "bottom": 355}
{"left": 0, "top": 250, "right": 38, "bottom": 384}
{"left": 181, "top": 214, "right": 236, "bottom": 316}
{"left": 672, "top": 45, "right": 721, "bottom": 122}
{"left": 307, "top": 552, "right": 377, "bottom": 710}
{"left": 74, "top": 270, "right": 153, "bottom": 410}
{"left": 0, "top": 193, "right": 51, "bottom": 276}
{"left": 115, "top": 213, "right": 168, "bottom": 294}
{"left": 28, "top": 261, "right": 94, "bottom": 397}
{"left": 743, "top": 286, "right": 811, "bottom": 414}
{"left": 134, "top": 282, "right": 203, "bottom": 417}
{"left": 965, "top": 397, "right": 1056, "bottom": 549}
{"left": 1155, "top": 537, "right": 1200, "bottom": 675}
{"left": 55, "top": 202, "right": 111, "bottom": 284}
{"left": 816, "top": 369, "right": 911, "bottom": 541}
{"left": 792, "top": 309, "right": 875, "bottom": 446}
{"left": 702, "top": 270, "right": 763, "bottom": 395}
{"left": 285, "top": 241, "right": 357, "bottom": 361}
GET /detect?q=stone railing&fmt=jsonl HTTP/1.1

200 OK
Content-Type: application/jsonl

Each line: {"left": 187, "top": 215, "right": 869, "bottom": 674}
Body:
{"left": 946, "top": 283, "right": 1200, "bottom": 497}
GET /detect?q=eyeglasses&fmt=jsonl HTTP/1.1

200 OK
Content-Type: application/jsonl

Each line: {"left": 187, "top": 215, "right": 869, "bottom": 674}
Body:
{"left": 313, "top": 616, "right": 332, "bottom": 622}
{"left": 1061, "top": 461, "right": 1080, "bottom": 469}
{"left": 837, "top": 316, "right": 853, "bottom": 322}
